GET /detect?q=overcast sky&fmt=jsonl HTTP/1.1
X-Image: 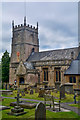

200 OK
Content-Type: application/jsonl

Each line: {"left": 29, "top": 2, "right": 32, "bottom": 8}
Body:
{"left": 1, "top": 2, "right": 78, "bottom": 59}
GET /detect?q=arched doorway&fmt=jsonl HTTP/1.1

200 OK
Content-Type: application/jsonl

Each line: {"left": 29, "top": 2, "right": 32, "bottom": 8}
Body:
{"left": 19, "top": 77, "right": 24, "bottom": 84}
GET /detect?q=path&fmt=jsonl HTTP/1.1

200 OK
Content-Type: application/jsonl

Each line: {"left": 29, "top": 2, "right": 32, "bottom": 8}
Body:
{"left": 1, "top": 96, "right": 80, "bottom": 116}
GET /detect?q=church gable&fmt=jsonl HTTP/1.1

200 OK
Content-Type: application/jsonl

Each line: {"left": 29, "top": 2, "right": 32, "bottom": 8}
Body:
{"left": 16, "top": 60, "right": 26, "bottom": 75}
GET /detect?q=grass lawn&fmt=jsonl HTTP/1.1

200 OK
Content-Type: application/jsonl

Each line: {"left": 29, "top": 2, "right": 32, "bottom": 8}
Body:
{"left": 0, "top": 98, "right": 80, "bottom": 119}
{"left": 2, "top": 90, "right": 79, "bottom": 104}
{"left": 69, "top": 104, "right": 80, "bottom": 108}
{"left": 2, "top": 90, "right": 44, "bottom": 101}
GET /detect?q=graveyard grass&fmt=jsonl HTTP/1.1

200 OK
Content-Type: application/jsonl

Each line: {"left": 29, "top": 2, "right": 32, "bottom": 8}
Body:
{"left": 0, "top": 98, "right": 80, "bottom": 119}
{"left": 0, "top": 93, "right": 80, "bottom": 119}
{"left": 2, "top": 90, "right": 79, "bottom": 103}
{"left": 69, "top": 104, "right": 80, "bottom": 108}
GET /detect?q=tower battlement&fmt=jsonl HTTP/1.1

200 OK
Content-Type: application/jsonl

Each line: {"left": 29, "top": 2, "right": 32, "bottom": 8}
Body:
{"left": 12, "top": 17, "right": 38, "bottom": 33}
{"left": 13, "top": 24, "right": 38, "bottom": 31}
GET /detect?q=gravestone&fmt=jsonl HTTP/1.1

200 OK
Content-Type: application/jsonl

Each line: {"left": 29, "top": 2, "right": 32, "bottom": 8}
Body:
{"left": 60, "top": 84, "right": 65, "bottom": 99}
{"left": 8, "top": 93, "right": 26, "bottom": 116}
{"left": 24, "top": 88, "right": 28, "bottom": 94}
{"left": 74, "top": 88, "right": 80, "bottom": 95}
{"left": 30, "top": 89, "right": 33, "bottom": 95}
{"left": 21, "top": 90, "right": 25, "bottom": 96}
{"left": 35, "top": 88, "right": 39, "bottom": 93}
{"left": 35, "top": 102, "right": 46, "bottom": 120}
{"left": 38, "top": 89, "right": 45, "bottom": 97}
{"left": 17, "top": 88, "right": 21, "bottom": 94}
{"left": 24, "top": 88, "right": 27, "bottom": 92}
{"left": 64, "top": 83, "right": 73, "bottom": 94}
{"left": 55, "top": 82, "right": 61, "bottom": 91}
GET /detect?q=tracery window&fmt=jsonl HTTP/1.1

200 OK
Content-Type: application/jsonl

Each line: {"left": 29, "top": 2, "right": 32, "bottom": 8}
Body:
{"left": 55, "top": 67, "right": 61, "bottom": 82}
{"left": 43, "top": 68, "right": 48, "bottom": 81}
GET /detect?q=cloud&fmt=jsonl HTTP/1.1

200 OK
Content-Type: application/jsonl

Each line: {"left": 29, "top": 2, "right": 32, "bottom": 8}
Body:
{"left": 39, "top": 25, "right": 78, "bottom": 51}
{"left": 1, "top": 2, "right": 78, "bottom": 60}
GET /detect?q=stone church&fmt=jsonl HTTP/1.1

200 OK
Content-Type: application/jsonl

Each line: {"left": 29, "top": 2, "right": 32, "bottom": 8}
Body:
{"left": 9, "top": 17, "right": 80, "bottom": 88}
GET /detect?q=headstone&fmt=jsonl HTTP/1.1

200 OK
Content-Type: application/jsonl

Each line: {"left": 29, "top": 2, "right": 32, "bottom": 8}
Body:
{"left": 55, "top": 81, "right": 61, "bottom": 91}
{"left": 35, "top": 88, "right": 39, "bottom": 93}
{"left": 24, "top": 88, "right": 28, "bottom": 94}
{"left": 60, "top": 84, "right": 65, "bottom": 99}
{"left": 24, "top": 88, "right": 27, "bottom": 92}
{"left": 38, "top": 89, "right": 45, "bottom": 97}
{"left": 64, "top": 83, "right": 73, "bottom": 94}
{"left": 27, "top": 86, "right": 31, "bottom": 90}
{"left": 30, "top": 89, "right": 33, "bottom": 95}
{"left": 35, "top": 102, "right": 46, "bottom": 120}
{"left": 74, "top": 88, "right": 80, "bottom": 95}
{"left": 17, "top": 88, "right": 21, "bottom": 94}
{"left": 21, "top": 90, "right": 25, "bottom": 96}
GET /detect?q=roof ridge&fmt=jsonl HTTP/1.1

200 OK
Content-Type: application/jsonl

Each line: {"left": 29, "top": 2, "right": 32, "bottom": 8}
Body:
{"left": 39, "top": 46, "right": 78, "bottom": 53}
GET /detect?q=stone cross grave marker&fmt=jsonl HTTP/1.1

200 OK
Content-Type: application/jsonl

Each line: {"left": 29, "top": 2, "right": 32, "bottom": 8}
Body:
{"left": 15, "top": 93, "right": 22, "bottom": 106}
{"left": 8, "top": 93, "right": 26, "bottom": 116}
{"left": 35, "top": 102, "right": 46, "bottom": 120}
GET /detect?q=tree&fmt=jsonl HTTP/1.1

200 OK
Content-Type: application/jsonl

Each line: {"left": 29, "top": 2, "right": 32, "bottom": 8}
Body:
{"left": 2, "top": 50, "right": 10, "bottom": 83}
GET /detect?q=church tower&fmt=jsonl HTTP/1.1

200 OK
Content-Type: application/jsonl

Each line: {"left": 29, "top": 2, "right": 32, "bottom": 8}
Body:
{"left": 11, "top": 17, "right": 39, "bottom": 63}
{"left": 9, "top": 17, "right": 39, "bottom": 84}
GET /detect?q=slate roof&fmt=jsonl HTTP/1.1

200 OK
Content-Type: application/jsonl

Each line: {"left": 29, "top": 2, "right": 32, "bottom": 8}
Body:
{"left": 76, "top": 52, "right": 80, "bottom": 60}
{"left": 27, "top": 47, "right": 78, "bottom": 62}
{"left": 64, "top": 60, "right": 80, "bottom": 75}
{"left": 64, "top": 52, "right": 80, "bottom": 75}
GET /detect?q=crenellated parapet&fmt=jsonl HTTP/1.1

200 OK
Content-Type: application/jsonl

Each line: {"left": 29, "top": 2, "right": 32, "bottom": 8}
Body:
{"left": 12, "top": 17, "right": 38, "bottom": 33}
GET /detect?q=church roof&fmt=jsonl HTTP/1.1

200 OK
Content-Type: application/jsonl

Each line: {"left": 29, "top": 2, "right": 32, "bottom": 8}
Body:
{"left": 27, "top": 47, "right": 78, "bottom": 62}
{"left": 64, "top": 52, "right": 80, "bottom": 75}
{"left": 64, "top": 60, "right": 80, "bottom": 75}
{"left": 76, "top": 52, "right": 80, "bottom": 60}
